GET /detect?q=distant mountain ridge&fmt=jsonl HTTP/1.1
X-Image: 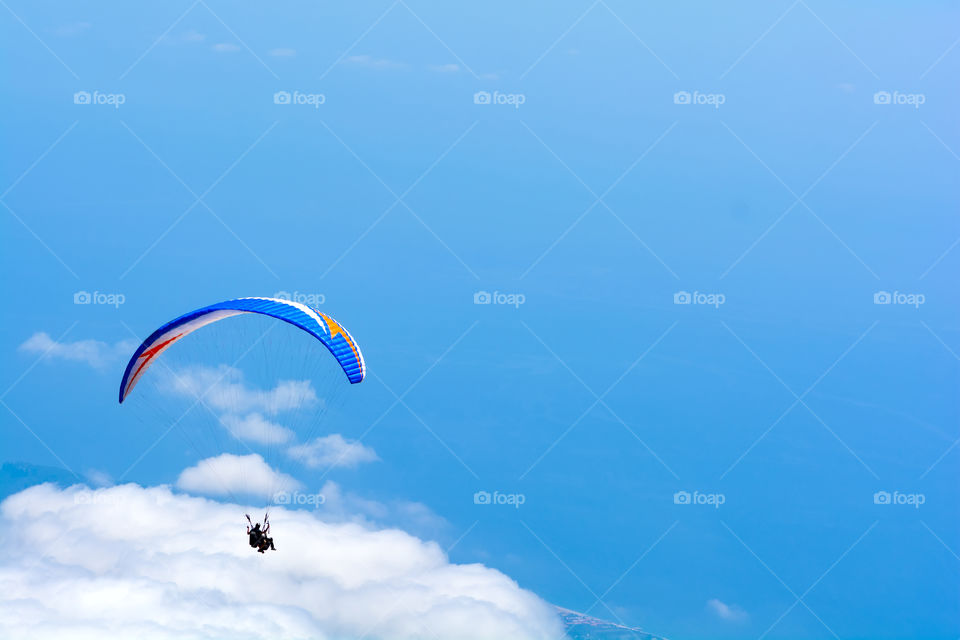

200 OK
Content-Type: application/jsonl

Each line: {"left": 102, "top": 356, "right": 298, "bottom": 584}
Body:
{"left": 558, "top": 606, "right": 666, "bottom": 640}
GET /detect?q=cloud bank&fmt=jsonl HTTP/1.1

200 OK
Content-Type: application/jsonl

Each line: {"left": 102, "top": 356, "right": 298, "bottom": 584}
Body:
{"left": 0, "top": 483, "right": 562, "bottom": 640}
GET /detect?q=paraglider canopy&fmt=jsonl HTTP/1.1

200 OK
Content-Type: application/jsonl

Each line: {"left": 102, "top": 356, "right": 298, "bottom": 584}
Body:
{"left": 119, "top": 297, "right": 365, "bottom": 403}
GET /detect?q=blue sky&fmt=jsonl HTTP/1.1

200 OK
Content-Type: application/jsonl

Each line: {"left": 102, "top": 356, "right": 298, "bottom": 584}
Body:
{"left": 2, "top": 1, "right": 959, "bottom": 638}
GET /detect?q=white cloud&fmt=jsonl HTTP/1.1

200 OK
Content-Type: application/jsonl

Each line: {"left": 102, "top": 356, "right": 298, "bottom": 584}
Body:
{"left": 0, "top": 483, "right": 563, "bottom": 640}
{"left": 269, "top": 47, "right": 296, "bottom": 57}
{"left": 344, "top": 54, "right": 408, "bottom": 70}
{"left": 221, "top": 412, "right": 294, "bottom": 445}
{"left": 164, "top": 365, "right": 317, "bottom": 415}
{"left": 707, "top": 598, "right": 748, "bottom": 622}
{"left": 176, "top": 453, "right": 301, "bottom": 499}
{"left": 428, "top": 63, "right": 460, "bottom": 73}
{"left": 288, "top": 434, "right": 379, "bottom": 469}
{"left": 212, "top": 42, "right": 241, "bottom": 53}
{"left": 181, "top": 30, "right": 205, "bottom": 43}
{"left": 19, "top": 332, "right": 136, "bottom": 370}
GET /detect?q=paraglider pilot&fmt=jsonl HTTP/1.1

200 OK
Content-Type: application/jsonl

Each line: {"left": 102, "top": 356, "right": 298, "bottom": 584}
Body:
{"left": 246, "top": 514, "right": 277, "bottom": 553}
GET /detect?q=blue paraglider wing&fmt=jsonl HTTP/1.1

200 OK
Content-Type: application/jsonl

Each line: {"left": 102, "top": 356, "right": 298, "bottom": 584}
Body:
{"left": 119, "top": 297, "right": 365, "bottom": 403}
